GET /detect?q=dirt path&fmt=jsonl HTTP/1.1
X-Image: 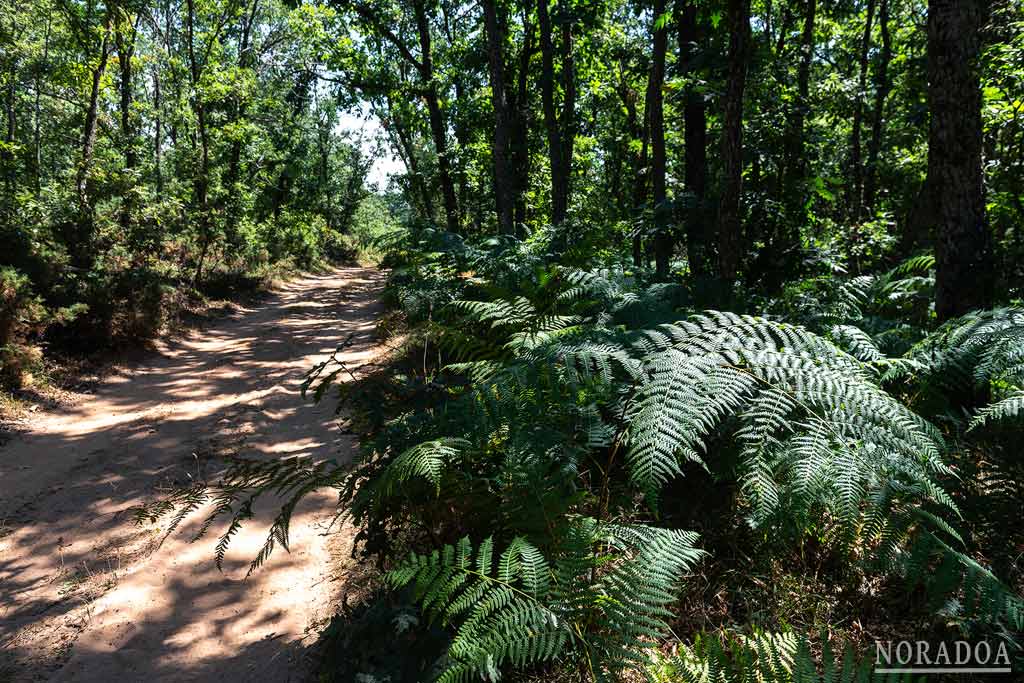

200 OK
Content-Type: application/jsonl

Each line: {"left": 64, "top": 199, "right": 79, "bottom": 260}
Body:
{"left": 0, "top": 266, "right": 385, "bottom": 682}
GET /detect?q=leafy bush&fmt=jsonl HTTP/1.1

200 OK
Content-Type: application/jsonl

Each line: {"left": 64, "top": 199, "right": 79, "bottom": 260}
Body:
{"left": 0, "top": 267, "right": 82, "bottom": 388}
{"left": 144, "top": 227, "right": 1023, "bottom": 682}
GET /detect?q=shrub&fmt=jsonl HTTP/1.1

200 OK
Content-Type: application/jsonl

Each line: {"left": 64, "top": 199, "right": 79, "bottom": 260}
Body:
{"left": 0, "top": 268, "right": 48, "bottom": 388}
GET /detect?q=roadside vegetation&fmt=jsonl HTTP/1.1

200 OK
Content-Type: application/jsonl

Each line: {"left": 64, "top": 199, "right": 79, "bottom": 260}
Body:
{"left": 7, "top": 0, "right": 1024, "bottom": 680}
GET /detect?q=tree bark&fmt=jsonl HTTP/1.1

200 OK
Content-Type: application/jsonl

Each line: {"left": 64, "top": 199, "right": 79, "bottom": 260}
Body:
{"left": 187, "top": 0, "right": 212, "bottom": 286}
{"left": 115, "top": 11, "right": 138, "bottom": 237}
{"left": 224, "top": 0, "right": 259, "bottom": 244}
{"left": 619, "top": 72, "right": 648, "bottom": 268}
{"left": 413, "top": 0, "right": 460, "bottom": 233}
{"left": 558, "top": 14, "right": 575, "bottom": 220}
{"left": 482, "top": 0, "right": 515, "bottom": 234}
{"left": 928, "top": 0, "right": 993, "bottom": 320}
{"left": 510, "top": 6, "right": 532, "bottom": 228}
{"left": 537, "top": 0, "right": 563, "bottom": 224}
{"left": 4, "top": 59, "right": 15, "bottom": 203}
{"left": 863, "top": 0, "right": 891, "bottom": 215}
{"left": 649, "top": 0, "right": 670, "bottom": 278}
{"left": 678, "top": 0, "right": 710, "bottom": 278}
{"left": 32, "top": 6, "right": 51, "bottom": 197}
{"left": 73, "top": 10, "right": 112, "bottom": 269}
{"left": 718, "top": 0, "right": 750, "bottom": 285}
{"left": 849, "top": 0, "right": 876, "bottom": 222}
{"left": 153, "top": 68, "right": 163, "bottom": 197}
{"left": 386, "top": 94, "right": 435, "bottom": 220}
{"left": 781, "top": 0, "right": 815, "bottom": 212}
{"left": 537, "top": 0, "right": 574, "bottom": 224}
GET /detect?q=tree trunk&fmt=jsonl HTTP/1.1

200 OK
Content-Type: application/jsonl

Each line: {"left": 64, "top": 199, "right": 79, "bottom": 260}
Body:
{"left": 482, "top": 0, "right": 514, "bottom": 234}
{"left": 537, "top": 0, "right": 573, "bottom": 224}
{"left": 73, "top": 11, "right": 112, "bottom": 269}
{"left": 510, "top": 7, "right": 532, "bottom": 228}
{"left": 154, "top": 68, "right": 163, "bottom": 197}
{"left": 633, "top": 121, "right": 649, "bottom": 269}
{"left": 781, "top": 0, "right": 815, "bottom": 212}
{"left": 849, "top": 0, "right": 876, "bottom": 222}
{"left": 678, "top": 0, "right": 710, "bottom": 279}
{"left": 32, "top": 7, "right": 51, "bottom": 197}
{"left": 4, "top": 60, "right": 15, "bottom": 203}
{"left": 620, "top": 75, "right": 648, "bottom": 268}
{"left": 387, "top": 94, "right": 435, "bottom": 220}
{"left": 718, "top": 0, "right": 750, "bottom": 286}
{"left": 928, "top": 0, "right": 993, "bottom": 320}
{"left": 537, "top": 0, "right": 563, "bottom": 224}
{"left": 441, "top": 5, "right": 474, "bottom": 231}
{"left": 187, "top": 0, "right": 212, "bottom": 286}
{"left": 413, "top": 0, "right": 460, "bottom": 233}
{"left": 115, "top": 13, "right": 137, "bottom": 238}
{"left": 224, "top": 0, "right": 259, "bottom": 245}
{"left": 863, "top": 0, "right": 891, "bottom": 215}
{"left": 649, "top": 0, "right": 670, "bottom": 278}
{"left": 558, "top": 16, "right": 575, "bottom": 221}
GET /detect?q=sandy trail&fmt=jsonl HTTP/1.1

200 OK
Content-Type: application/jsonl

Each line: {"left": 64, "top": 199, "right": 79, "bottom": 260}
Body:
{"left": 0, "top": 266, "right": 384, "bottom": 682}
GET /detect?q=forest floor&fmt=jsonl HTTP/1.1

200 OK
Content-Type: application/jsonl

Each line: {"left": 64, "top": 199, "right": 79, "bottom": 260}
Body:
{"left": 0, "top": 266, "right": 385, "bottom": 682}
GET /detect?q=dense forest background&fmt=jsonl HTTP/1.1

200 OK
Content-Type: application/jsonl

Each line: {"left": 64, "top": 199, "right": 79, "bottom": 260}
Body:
{"left": 2, "top": 0, "right": 1023, "bottom": 379}
{"left": 1, "top": 0, "right": 377, "bottom": 381}
{"left": 4, "top": 0, "right": 1024, "bottom": 679}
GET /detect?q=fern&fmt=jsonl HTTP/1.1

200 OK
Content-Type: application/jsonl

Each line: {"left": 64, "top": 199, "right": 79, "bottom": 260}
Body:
{"left": 388, "top": 523, "right": 704, "bottom": 682}
{"left": 625, "top": 312, "right": 950, "bottom": 530}
{"left": 968, "top": 389, "right": 1024, "bottom": 430}
{"left": 141, "top": 241, "right": 1024, "bottom": 683}
{"left": 376, "top": 438, "right": 471, "bottom": 496}
{"left": 655, "top": 630, "right": 919, "bottom": 682}
{"left": 912, "top": 307, "right": 1024, "bottom": 392}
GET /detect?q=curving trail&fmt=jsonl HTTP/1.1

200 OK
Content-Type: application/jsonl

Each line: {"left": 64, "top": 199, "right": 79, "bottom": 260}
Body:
{"left": 0, "top": 266, "right": 385, "bottom": 682}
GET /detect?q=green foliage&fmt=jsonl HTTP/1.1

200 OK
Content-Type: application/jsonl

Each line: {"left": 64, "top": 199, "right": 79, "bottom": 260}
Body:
{"left": 655, "top": 630, "right": 919, "bottom": 683}
{"left": 970, "top": 390, "right": 1024, "bottom": 430}
{"left": 142, "top": 223, "right": 1023, "bottom": 681}
{"left": 99, "top": 0, "right": 1024, "bottom": 675}
{"left": 911, "top": 308, "right": 1024, "bottom": 404}
{"left": 0, "top": 0, "right": 367, "bottom": 375}
{"left": 0, "top": 266, "right": 84, "bottom": 387}
{"left": 388, "top": 525, "right": 703, "bottom": 682}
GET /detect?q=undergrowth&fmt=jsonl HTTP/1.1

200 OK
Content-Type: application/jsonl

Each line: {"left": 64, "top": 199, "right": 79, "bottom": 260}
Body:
{"left": 140, "top": 224, "right": 1024, "bottom": 681}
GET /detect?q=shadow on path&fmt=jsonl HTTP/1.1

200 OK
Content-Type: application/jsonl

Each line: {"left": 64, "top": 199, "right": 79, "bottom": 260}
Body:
{"left": 0, "top": 266, "right": 385, "bottom": 682}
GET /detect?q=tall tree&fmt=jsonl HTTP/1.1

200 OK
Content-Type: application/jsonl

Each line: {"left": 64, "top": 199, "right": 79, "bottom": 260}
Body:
{"left": 717, "top": 0, "right": 750, "bottom": 286}
{"left": 677, "top": 0, "right": 711, "bottom": 279}
{"left": 482, "top": 0, "right": 515, "bottom": 234}
{"left": 537, "top": 0, "right": 574, "bottom": 224}
{"left": 32, "top": 5, "right": 52, "bottom": 197}
{"left": 649, "top": 0, "right": 670, "bottom": 277}
{"left": 186, "top": 0, "right": 213, "bottom": 285}
{"left": 352, "top": 0, "right": 461, "bottom": 232}
{"left": 114, "top": 7, "right": 138, "bottom": 239}
{"left": 73, "top": 8, "right": 112, "bottom": 269}
{"left": 781, "top": 0, "right": 815, "bottom": 215}
{"left": 224, "top": 0, "right": 260, "bottom": 244}
{"left": 848, "top": 0, "right": 876, "bottom": 221}
{"left": 862, "top": 0, "right": 891, "bottom": 216}
{"left": 412, "top": 0, "right": 460, "bottom": 232}
{"left": 509, "top": 4, "right": 532, "bottom": 228}
{"left": 617, "top": 59, "right": 648, "bottom": 267}
{"left": 928, "top": 0, "right": 993, "bottom": 320}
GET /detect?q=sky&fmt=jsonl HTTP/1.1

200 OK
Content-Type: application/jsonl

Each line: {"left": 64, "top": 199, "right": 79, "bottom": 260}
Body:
{"left": 336, "top": 105, "right": 405, "bottom": 190}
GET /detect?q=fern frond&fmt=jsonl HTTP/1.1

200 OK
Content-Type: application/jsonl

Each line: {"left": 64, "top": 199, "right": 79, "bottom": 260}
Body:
{"left": 657, "top": 629, "right": 915, "bottom": 683}
{"left": 379, "top": 437, "right": 472, "bottom": 496}
{"left": 625, "top": 312, "right": 950, "bottom": 529}
{"left": 388, "top": 535, "right": 570, "bottom": 683}
{"left": 969, "top": 390, "right": 1024, "bottom": 430}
